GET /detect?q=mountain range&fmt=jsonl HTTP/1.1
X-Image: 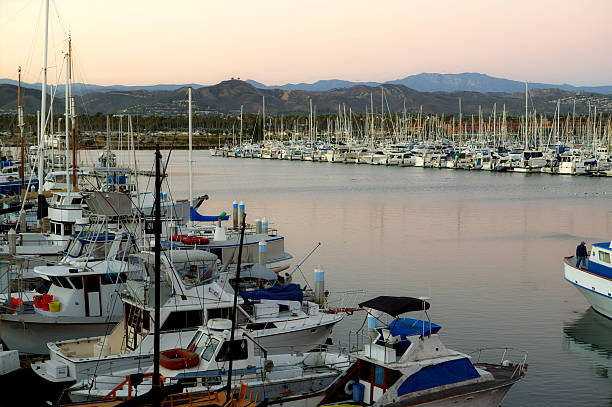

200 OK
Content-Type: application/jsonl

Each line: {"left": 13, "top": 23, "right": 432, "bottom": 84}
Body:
{"left": 2, "top": 72, "right": 612, "bottom": 96}
{"left": 2, "top": 79, "right": 611, "bottom": 117}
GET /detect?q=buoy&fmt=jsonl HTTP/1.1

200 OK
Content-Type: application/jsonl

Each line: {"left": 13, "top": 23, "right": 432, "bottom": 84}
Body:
{"left": 159, "top": 348, "right": 199, "bottom": 370}
{"left": 181, "top": 236, "right": 210, "bottom": 245}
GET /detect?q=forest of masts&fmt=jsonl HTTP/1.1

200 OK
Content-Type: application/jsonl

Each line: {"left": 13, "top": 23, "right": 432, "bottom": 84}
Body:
{"left": 3, "top": 100, "right": 611, "bottom": 149}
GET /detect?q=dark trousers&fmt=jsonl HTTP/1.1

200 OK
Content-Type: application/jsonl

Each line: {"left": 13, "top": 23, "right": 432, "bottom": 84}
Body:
{"left": 576, "top": 256, "right": 587, "bottom": 269}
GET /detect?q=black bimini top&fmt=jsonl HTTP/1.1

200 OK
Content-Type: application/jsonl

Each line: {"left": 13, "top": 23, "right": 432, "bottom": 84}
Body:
{"left": 359, "top": 296, "right": 430, "bottom": 316}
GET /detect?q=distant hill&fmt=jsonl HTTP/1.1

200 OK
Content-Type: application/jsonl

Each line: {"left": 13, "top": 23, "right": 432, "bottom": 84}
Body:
{"left": 0, "top": 79, "right": 206, "bottom": 96}
{"left": 2, "top": 80, "right": 611, "bottom": 117}
{"left": 247, "top": 73, "right": 612, "bottom": 94}
{"left": 4, "top": 72, "right": 612, "bottom": 96}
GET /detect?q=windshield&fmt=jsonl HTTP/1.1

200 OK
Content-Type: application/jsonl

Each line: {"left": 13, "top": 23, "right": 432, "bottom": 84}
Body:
{"left": 201, "top": 337, "right": 219, "bottom": 361}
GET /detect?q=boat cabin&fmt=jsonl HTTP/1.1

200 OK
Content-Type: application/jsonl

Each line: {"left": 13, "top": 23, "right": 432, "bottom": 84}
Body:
{"left": 320, "top": 296, "right": 493, "bottom": 407}
{"left": 589, "top": 242, "right": 612, "bottom": 278}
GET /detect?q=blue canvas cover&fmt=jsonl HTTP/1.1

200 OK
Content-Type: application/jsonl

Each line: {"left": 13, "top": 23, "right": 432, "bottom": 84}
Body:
{"left": 397, "top": 358, "right": 480, "bottom": 396}
{"left": 190, "top": 207, "right": 229, "bottom": 222}
{"left": 389, "top": 318, "right": 441, "bottom": 338}
{"left": 240, "top": 283, "right": 303, "bottom": 304}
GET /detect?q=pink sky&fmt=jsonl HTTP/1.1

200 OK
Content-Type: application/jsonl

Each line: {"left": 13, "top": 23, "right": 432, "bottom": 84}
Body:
{"left": 1, "top": 0, "right": 611, "bottom": 86}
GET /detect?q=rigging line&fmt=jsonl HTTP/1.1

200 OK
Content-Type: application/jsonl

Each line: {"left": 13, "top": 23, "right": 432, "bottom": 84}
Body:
{"left": 0, "top": 0, "right": 37, "bottom": 28}
{"left": 50, "top": 0, "right": 67, "bottom": 36}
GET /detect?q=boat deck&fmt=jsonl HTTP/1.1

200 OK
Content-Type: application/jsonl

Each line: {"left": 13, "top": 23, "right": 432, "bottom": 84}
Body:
{"left": 399, "top": 363, "right": 524, "bottom": 405}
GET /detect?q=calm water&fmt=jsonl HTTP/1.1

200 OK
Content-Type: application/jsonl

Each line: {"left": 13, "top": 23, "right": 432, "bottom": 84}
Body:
{"left": 108, "top": 149, "right": 612, "bottom": 406}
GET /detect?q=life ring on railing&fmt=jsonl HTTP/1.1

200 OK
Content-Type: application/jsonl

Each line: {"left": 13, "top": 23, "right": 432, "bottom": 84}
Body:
{"left": 171, "top": 235, "right": 187, "bottom": 242}
{"left": 159, "top": 348, "right": 199, "bottom": 370}
{"left": 181, "top": 236, "right": 210, "bottom": 245}
{"left": 344, "top": 380, "right": 355, "bottom": 396}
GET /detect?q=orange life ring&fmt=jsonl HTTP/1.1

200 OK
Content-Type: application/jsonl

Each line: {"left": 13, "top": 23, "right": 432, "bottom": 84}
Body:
{"left": 181, "top": 236, "right": 210, "bottom": 245}
{"left": 159, "top": 348, "right": 199, "bottom": 370}
{"left": 171, "top": 235, "right": 188, "bottom": 242}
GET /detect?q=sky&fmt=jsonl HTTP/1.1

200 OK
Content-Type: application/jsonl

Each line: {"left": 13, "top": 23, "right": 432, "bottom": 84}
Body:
{"left": 1, "top": 0, "right": 611, "bottom": 87}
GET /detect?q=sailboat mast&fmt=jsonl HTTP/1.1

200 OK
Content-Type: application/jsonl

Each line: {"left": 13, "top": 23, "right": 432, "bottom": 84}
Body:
{"left": 65, "top": 39, "right": 71, "bottom": 194}
{"left": 226, "top": 208, "right": 246, "bottom": 398}
{"left": 188, "top": 87, "right": 193, "bottom": 228}
{"left": 18, "top": 67, "right": 25, "bottom": 191}
{"left": 524, "top": 82, "right": 528, "bottom": 149}
{"left": 38, "top": 0, "right": 50, "bottom": 195}
{"left": 153, "top": 144, "right": 162, "bottom": 407}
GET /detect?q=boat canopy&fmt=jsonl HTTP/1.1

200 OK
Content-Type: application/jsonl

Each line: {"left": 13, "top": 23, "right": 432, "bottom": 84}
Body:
{"left": 190, "top": 207, "right": 230, "bottom": 222}
{"left": 389, "top": 318, "right": 441, "bottom": 339}
{"left": 239, "top": 283, "right": 303, "bottom": 304}
{"left": 359, "top": 296, "right": 430, "bottom": 317}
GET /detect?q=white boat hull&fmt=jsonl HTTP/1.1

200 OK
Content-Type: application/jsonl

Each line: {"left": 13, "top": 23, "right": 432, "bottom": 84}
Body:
{"left": 1, "top": 315, "right": 121, "bottom": 354}
{"left": 564, "top": 257, "right": 612, "bottom": 319}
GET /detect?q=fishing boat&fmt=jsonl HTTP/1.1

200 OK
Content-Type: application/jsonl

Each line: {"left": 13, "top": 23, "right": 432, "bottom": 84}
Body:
{"left": 318, "top": 296, "right": 527, "bottom": 407}
{"left": 0, "top": 191, "right": 156, "bottom": 354}
{"left": 564, "top": 240, "right": 612, "bottom": 319}
{"left": 33, "top": 251, "right": 342, "bottom": 387}
{"left": 65, "top": 318, "right": 351, "bottom": 404}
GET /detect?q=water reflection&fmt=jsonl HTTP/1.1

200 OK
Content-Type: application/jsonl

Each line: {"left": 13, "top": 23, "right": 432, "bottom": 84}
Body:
{"left": 564, "top": 309, "right": 612, "bottom": 383}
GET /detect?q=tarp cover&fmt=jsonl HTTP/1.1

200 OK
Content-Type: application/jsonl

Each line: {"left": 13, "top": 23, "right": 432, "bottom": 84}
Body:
{"left": 397, "top": 358, "right": 480, "bottom": 396}
{"left": 240, "top": 283, "right": 303, "bottom": 304}
{"left": 359, "top": 296, "right": 429, "bottom": 316}
{"left": 389, "top": 318, "right": 442, "bottom": 339}
{"left": 190, "top": 207, "right": 229, "bottom": 222}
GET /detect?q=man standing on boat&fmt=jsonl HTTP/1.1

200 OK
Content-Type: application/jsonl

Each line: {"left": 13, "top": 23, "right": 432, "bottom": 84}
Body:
{"left": 576, "top": 241, "right": 589, "bottom": 270}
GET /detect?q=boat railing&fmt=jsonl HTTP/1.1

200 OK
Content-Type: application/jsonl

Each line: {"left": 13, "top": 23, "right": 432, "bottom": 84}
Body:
{"left": 468, "top": 347, "right": 528, "bottom": 379}
{"left": 323, "top": 289, "right": 367, "bottom": 314}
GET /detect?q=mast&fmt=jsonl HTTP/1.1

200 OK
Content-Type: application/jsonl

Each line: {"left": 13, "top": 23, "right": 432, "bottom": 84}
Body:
{"left": 524, "top": 82, "right": 528, "bottom": 149}
{"left": 18, "top": 67, "right": 24, "bottom": 191}
{"left": 240, "top": 105, "right": 243, "bottom": 146}
{"left": 38, "top": 0, "right": 50, "bottom": 196}
{"left": 65, "top": 38, "right": 71, "bottom": 194}
{"left": 262, "top": 95, "right": 266, "bottom": 142}
{"left": 226, "top": 203, "right": 246, "bottom": 397}
{"left": 188, "top": 87, "right": 193, "bottom": 228}
{"left": 152, "top": 144, "right": 162, "bottom": 407}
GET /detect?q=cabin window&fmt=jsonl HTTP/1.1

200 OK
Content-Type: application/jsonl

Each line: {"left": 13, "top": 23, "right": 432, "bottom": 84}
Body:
{"left": 56, "top": 276, "right": 73, "bottom": 289}
{"left": 70, "top": 276, "right": 83, "bottom": 289}
{"left": 48, "top": 276, "right": 61, "bottom": 287}
{"left": 161, "top": 310, "right": 203, "bottom": 331}
{"left": 359, "top": 360, "right": 373, "bottom": 381}
{"left": 215, "top": 339, "right": 248, "bottom": 362}
{"left": 85, "top": 275, "right": 100, "bottom": 291}
{"left": 374, "top": 365, "right": 385, "bottom": 386}
{"left": 188, "top": 331, "right": 204, "bottom": 353}
{"left": 245, "top": 322, "right": 277, "bottom": 330}
{"left": 64, "top": 223, "right": 72, "bottom": 236}
{"left": 599, "top": 251, "right": 611, "bottom": 263}
{"left": 201, "top": 338, "right": 220, "bottom": 361}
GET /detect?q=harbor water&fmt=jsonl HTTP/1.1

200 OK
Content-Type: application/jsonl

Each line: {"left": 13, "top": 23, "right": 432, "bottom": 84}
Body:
{"left": 108, "top": 149, "right": 611, "bottom": 405}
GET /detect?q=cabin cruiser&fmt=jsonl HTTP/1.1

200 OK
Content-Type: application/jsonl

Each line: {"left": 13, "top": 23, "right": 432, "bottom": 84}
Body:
{"left": 513, "top": 151, "right": 547, "bottom": 173}
{"left": 564, "top": 240, "right": 612, "bottom": 319}
{"left": 318, "top": 296, "right": 527, "bottom": 407}
{"left": 60, "top": 319, "right": 350, "bottom": 404}
{"left": 32, "top": 249, "right": 343, "bottom": 389}
{"left": 0, "top": 191, "right": 181, "bottom": 354}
